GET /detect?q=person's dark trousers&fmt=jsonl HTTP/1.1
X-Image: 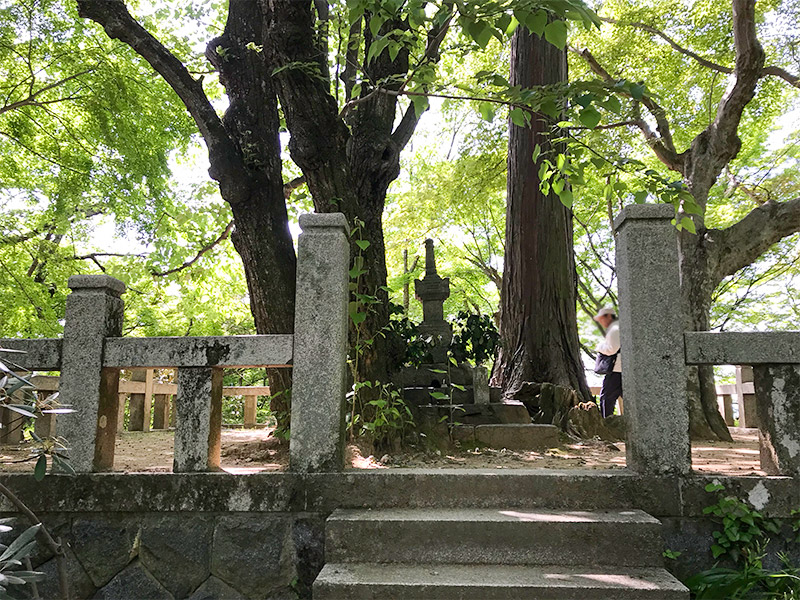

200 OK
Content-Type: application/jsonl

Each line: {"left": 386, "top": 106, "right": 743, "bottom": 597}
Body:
{"left": 600, "top": 372, "right": 623, "bottom": 418}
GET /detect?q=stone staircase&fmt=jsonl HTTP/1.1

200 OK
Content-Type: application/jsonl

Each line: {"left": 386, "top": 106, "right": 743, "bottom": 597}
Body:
{"left": 314, "top": 507, "right": 689, "bottom": 599}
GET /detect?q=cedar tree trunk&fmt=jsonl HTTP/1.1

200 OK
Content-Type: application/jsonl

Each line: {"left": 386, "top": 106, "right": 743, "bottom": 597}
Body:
{"left": 493, "top": 27, "right": 592, "bottom": 403}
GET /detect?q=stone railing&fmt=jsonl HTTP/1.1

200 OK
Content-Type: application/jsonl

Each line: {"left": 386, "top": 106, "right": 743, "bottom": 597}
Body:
{"left": 615, "top": 204, "right": 800, "bottom": 477}
{"left": 0, "top": 213, "right": 350, "bottom": 474}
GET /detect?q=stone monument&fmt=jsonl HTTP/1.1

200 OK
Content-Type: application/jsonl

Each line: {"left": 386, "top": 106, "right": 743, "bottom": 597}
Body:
{"left": 414, "top": 239, "right": 452, "bottom": 363}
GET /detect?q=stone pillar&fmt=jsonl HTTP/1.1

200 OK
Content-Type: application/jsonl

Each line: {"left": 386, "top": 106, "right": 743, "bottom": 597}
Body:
{"left": 736, "top": 365, "right": 759, "bottom": 428}
{"left": 0, "top": 407, "right": 24, "bottom": 445}
{"left": 473, "top": 365, "right": 490, "bottom": 405}
{"left": 116, "top": 393, "right": 127, "bottom": 432}
{"left": 173, "top": 367, "right": 223, "bottom": 472}
{"left": 152, "top": 394, "right": 170, "bottom": 430}
{"left": 721, "top": 394, "right": 735, "bottom": 427}
{"left": 34, "top": 392, "right": 57, "bottom": 439}
{"left": 414, "top": 239, "right": 452, "bottom": 363}
{"left": 243, "top": 396, "right": 258, "bottom": 428}
{"left": 754, "top": 364, "right": 800, "bottom": 476}
{"left": 58, "top": 275, "right": 125, "bottom": 472}
{"left": 290, "top": 213, "right": 350, "bottom": 473}
{"left": 614, "top": 204, "right": 690, "bottom": 475}
{"left": 127, "top": 369, "right": 148, "bottom": 431}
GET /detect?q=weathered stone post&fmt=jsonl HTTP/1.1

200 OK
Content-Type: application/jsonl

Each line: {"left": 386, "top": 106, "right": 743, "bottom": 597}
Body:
{"left": 152, "top": 394, "right": 170, "bottom": 430}
{"left": 290, "top": 213, "right": 350, "bottom": 473}
{"left": 735, "top": 365, "right": 759, "bottom": 428}
{"left": 173, "top": 367, "right": 223, "bottom": 472}
{"left": 59, "top": 275, "right": 125, "bottom": 472}
{"left": 614, "top": 205, "right": 691, "bottom": 475}
{"left": 127, "top": 369, "right": 150, "bottom": 431}
{"left": 754, "top": 364, "right": 800, "bottom": 476}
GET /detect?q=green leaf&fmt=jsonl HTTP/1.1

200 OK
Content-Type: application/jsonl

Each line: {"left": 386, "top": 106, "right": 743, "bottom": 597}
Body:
{"left": 633, "top": 190, "right": 649, "bottom": 204}
{"left": 34, "top": 454, "right": 47, "bottom": 481}
{"left": 351, "top": 311, "right": 367, "bottom": 325}
{"left": 578, "top": 107, "right": 601, "bottom": 129}
{"left": 429, "top": 392, "right": 449, "bottom": 400}
{"left": 478, "top": 102, "right": 496, "bottom": 122}
{"left": 532, "top": 144, "right": 542, "bottom": 163}
{"left": 0, "top": 524, "right": 40, "bottom": 562}
{"left": 510, "top": 108, "right": 526, "bottom": 127}
{"left": 544, "top": 20, "right": 568, "bottom": 50}
{"left": 355, "top": 239, "right": 370, "bottom": 251}
{"left": 558, "top": 189, "right": 574, "bottom": 207}
{"left": 679, "top": 216, "right": 697, "bottom": 234}
{"left": 411, "top": 94, "right": 429, "bottom": 118}
{"left": 388, "top": 41, "right": 401, "bottom": 62}
{"left": 521, "top": 10, "right": 548, "bottom": 37}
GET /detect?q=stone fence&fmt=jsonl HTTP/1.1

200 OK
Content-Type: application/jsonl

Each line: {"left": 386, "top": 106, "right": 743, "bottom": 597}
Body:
{"left": 615, "top": 204, "right": 800, "bottom": 477}
{"left": 0, "top": 213, "right": 350, "bottom": 474}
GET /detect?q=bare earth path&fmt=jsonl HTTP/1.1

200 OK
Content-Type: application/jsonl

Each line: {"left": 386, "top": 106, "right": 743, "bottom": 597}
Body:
{"left": 1, "top": 428, "right": 762, "bottom": 475}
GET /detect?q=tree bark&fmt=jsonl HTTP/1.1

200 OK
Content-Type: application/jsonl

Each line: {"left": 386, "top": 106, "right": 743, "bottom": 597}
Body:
{"left": 493, "top": 27, "right": 592, "bottom": 403}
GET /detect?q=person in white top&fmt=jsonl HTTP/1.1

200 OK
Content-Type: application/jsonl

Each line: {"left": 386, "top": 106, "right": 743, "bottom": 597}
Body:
{"left": 594, "top": 306, "right": 622, "bottom": 418}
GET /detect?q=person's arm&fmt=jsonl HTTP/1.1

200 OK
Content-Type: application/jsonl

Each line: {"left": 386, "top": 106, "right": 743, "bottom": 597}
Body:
{"left": 596, "top": 323, "right": 620, "bottom": 355}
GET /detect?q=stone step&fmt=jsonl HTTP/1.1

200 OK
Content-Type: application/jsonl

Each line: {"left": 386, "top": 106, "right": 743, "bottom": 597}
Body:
{"left": 314, "top": 563, "right": 689, "bottom": 600}
{"left": 453, "top": 423, "right": 559, "bottom": 449}
{"left": 326, "top": 508, "right": 665, "bottom": 567}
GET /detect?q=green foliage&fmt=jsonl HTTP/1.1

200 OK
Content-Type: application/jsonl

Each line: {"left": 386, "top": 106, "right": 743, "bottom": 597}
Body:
{"left": 686, "top": 483, "right": 800, "bottom": 599}
{"left": 350, "top": 382, "right": 416, "bottom": 450}
{"left": 0, "top": 521, "right": 45, "bottom": 598}
{"left": 450, "top": 310, "right": 500, "bottom": 366}
{"left": 0, "top": 348, "right": 73, "bottom": 478}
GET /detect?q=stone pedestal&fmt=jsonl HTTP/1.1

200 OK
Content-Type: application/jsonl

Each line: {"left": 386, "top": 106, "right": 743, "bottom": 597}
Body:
{"left": 173, "top": 367, "right": 223, "bottom": 472}
{"left": 290, "top": 213, "right": 350, "bottom": 473}
{"left": 754, "top": 364, "right": 800, "bottom": 476}
{"left": 614, "top": 205, "right": 690, "bottom": 475}
{"left": 58, "top": 275, "right": 125, "bottom": 472}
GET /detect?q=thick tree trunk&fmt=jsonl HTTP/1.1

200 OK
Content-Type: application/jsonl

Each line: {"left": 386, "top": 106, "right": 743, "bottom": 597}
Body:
{"left": 493, "top": 28, "right": 591, "bottom": 403}
{"left": 679, "top": 235, "right": 733, "bottom": 441}
{"left": 207, "top": 2, "right": 296, "bottom": 430}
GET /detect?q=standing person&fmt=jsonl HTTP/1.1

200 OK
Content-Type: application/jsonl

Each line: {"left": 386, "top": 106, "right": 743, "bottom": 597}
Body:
{"left": 593, "top": 307, "right": 622, "bottom": 418}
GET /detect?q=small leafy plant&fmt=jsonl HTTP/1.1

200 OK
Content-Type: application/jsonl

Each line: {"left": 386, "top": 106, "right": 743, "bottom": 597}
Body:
{"left": 685, "top": 483, "right": 800, "bottom": 599}
{"left": 0, "top": 349, "right": 74, "bottom": 479}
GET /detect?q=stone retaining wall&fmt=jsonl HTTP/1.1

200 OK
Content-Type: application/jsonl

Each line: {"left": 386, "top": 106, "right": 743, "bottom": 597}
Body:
{"left": 2, "top": 471, "right": 797, "bottom": 599}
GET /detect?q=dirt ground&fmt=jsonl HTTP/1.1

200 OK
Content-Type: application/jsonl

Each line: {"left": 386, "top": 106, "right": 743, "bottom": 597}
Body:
{"left": 0, "top": 427, "right": 763, "bottom": 475}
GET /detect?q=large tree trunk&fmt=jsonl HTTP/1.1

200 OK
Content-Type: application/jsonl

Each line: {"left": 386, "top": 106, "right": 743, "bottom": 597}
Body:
{"left": 77, "top": 0, "right": 298, "bottom": 429}
{"left": 493, "top": 28, "right": 591, "bottom": 403}
{"left": 205, "top": 2, "right": 296, "bottom": 431}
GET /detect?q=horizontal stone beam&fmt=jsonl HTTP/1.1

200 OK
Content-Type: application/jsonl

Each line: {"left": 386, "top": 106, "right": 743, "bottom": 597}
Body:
{"left": 685, "top": 332, "right": 800, "bottom": 365}
{"left": 103, "top": 335, "right": 293, "bottom": 368}
{"left": 0, "top": 339, "right": 62, "bottom": 370}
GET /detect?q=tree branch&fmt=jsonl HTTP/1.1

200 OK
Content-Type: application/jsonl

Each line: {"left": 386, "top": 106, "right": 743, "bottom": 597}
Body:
{"left": 706, "top": 0, "right": 765, "bottom": 162}
{"left": 76, "top": 0, "right": 251, "bottom": 203}
{"left": 283, "top": 175, "right": 307, "bottom": 199}
{"left": 709, "top": 197, "right": 800, "bottom": 284}
{"left": 151, "top": 220, "right": 234, "bottom": 277}
{"left": 570, "top": 46, "right": 683, "bottom": 171}
{"left": 0, "top": 68, "right": 94, "bottom": 116}
{"left": 600, "top": 16, "right": 799, "bottom": 89}
{"left": 390, "top": 14, "right": 453, "bottom": 151}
